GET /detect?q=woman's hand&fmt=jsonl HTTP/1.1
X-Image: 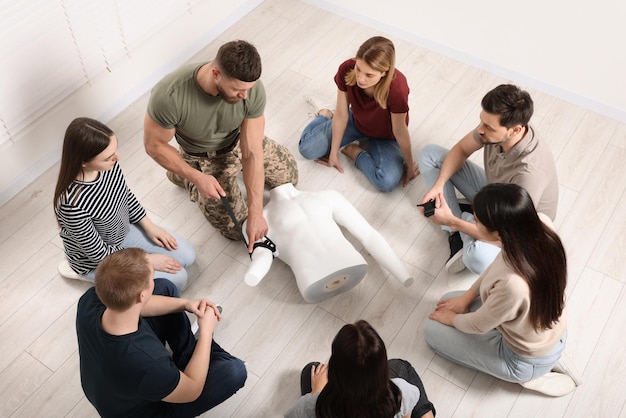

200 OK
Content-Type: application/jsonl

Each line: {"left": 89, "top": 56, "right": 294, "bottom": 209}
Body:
{"left": 428, "top": 308, "right": 457, "bottom": 326}
{"left": 147, "top": 253, "right": 182, "bottom": 274}
{"left": 140, "top": 218, "right": 178, "bottom": 250}
{"left": 315, "top": 153, "right": 344, "bottom": 173}
{"left": 403, "top": 161, "right": 420, "bottom": 187}
{"left": 435, "top": 294, "right": 472, "bottom": 314}
{"left": 311, "top": 363, "right": 329, "bottom": 394}
{"left": 429, "top": 290, "right": 477, "bottom": 326}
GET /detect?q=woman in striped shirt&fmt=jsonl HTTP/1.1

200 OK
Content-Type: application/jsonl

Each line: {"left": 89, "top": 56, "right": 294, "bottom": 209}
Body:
{"left": 54, "top": 117, "right": 195, "bottom": 290}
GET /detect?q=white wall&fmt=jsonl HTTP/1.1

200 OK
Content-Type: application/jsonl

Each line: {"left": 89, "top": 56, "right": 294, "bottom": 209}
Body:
{"left": 0, "top": 0, "right": 260, "bottom": 205}
{"left": 307, "top": 0, "right": 626, "bottom": 123}
{"left": 3, "top": 0, "right": 624, "bottom": 205}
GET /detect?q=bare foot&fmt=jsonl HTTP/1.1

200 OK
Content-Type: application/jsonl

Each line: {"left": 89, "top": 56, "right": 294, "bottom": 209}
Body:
{"left": 340, "top": 143, "right": 364, "bottom": 161}
{"left": 317, "top": 108, "right": 333, "bottom": 119}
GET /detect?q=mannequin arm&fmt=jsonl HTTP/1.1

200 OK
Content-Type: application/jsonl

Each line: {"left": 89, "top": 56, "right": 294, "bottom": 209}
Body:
{"left": 327, "top": 191, "right": 413, "bottom": 287}
{"left": 245, "top": 247, "right": 274, "bottom": 286}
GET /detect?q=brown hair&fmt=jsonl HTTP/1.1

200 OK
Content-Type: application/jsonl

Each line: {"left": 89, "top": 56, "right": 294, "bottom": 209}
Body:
{"left": 316, "top": 320, "right": 402, "bottom": 418}
{"left": 481, "top": 84, "right": 534, "bottom": 128}
{"left": 473, "top": 183, "right": 566, "bottom": 330}
{"left": 95, "top": 248, "right": 152, "bottom": 311}
{"left": 214, "top": 40, "right": 262, "bottom": 82}
{"left": 344, "top": 36, "right": 396, "bottom": 109}
{"left": 53, "top": 117, "right": 113, "bottom": 217}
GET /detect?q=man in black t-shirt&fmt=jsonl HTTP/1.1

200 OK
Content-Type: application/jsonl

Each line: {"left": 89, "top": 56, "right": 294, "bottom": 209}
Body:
{"left": 76, "top": 248, "right": 246, "bottom": 417}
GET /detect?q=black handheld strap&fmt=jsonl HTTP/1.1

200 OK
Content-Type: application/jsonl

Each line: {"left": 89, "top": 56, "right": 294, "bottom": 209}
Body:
{"left": 416, "top": 199, "right": 435, "bottom": 217}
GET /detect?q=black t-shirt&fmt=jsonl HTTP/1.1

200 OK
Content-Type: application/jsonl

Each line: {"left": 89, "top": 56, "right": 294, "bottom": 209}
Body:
{"left": 76, "top": 287, "right": 181, "bottom": 417}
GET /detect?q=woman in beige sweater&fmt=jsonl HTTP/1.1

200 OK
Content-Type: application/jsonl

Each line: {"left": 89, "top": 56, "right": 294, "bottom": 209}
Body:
{"left": 424, "top": 183, "right": 579, "bottom": 397}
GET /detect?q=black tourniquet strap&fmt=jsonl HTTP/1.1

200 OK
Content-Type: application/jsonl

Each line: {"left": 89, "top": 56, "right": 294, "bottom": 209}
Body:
{"left": 220, "top": 196, "right": 248, "bottom": 246}
{"left": 220, "top": 196, "right": 277, "bottom": 259}
{"left": 253, "top": 236, "right": 278, "bottom": 257}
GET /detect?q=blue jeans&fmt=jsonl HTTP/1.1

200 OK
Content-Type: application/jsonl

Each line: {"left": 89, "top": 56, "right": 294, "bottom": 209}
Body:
{"left": 299, "top": 111, "right": 404, "bottom": 192}
{"left": 418, "top": 144, "right": 499, "bottom": 274}
{"left": 424, "top": 291, "right": 566, "bottom": 383}
{"left": 146, "top": 279, "right": 247, "bottom": 417}
{"left": 84, "top": 224, "right": 196, "bottom": 290}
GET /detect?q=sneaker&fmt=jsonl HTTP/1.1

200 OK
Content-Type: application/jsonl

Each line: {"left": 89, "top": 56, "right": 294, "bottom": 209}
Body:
{"left": 552, "top": 354, "right": 583, "bottom": 386}
{"left": 520, "top": 372, "right": 576, "bottom": 397}
{"left": 445, "top": 231, "right": 466, "bottom": 273}
{"left": 57, "top": 260, "right": 88, "bottom": 281}
{"left": 303, "top": 95, "right": 334, "bottom": 118}
{"left": 459, "top": 203, "right": 473, "bottom": 214}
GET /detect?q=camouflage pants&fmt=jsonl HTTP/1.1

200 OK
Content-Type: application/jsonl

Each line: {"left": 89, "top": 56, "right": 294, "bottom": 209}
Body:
{"left": 173, "top": 137, "right": 299, "bottom": 240}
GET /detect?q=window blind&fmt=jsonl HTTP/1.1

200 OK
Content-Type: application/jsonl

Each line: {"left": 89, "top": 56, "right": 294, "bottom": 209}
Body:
{"left": 0, "top": 0, "right": 198, "bottom": 147}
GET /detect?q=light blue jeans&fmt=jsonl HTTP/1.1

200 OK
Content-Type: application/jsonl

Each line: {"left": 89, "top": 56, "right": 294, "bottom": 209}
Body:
{"left": 424, "top": 291, "right": 566, "bottom": 383}
{"left": 418, "top": 144, "right": 500, "bottom": 274}
{"left": 299, "top": 111, "right": 404, "bottom": 192}
{"left": 83, "top": 224, "right": 196, "bottom": 291}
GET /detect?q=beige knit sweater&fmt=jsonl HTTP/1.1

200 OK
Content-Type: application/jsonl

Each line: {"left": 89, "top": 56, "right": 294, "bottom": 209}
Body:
{"left": 453, "top": 248, "right": 566, "bottom": 358}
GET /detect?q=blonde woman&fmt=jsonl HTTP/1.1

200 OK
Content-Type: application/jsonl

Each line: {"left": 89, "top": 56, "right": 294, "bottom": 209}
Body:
{"left": 299, "top": 36, "right": 419, "bottom": 192}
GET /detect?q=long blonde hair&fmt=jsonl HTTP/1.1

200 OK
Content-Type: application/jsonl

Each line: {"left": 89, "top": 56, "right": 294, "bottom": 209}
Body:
{"left": 344, "top": 36, "right": 396, "bottom": 109}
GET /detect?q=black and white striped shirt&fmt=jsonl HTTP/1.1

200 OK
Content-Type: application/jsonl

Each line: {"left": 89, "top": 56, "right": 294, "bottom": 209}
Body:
{"left": 56, "top": 163, "right": 146, "bottom": 274}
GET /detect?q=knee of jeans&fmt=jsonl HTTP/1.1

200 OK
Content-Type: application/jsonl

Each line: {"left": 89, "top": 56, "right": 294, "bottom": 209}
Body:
{"left": 463, "top": 247, "right": 497, "bottom": 275}
{"left": 178, "top": 242, "right": 197, "bottom": 267}
{"left": 376, "top": 181, "right": 397, "bottom": 193}
{"left": 298, "top": 141, "right": 320, "bottom": 160}
{"left": 417, "top": 144, "right": 446, "bottom": 169}
{"left": 230, "top": 359, "right": 248, "bottom": 388}
{"left": 365, "top": 165, "right": 401, "bottom": 192}
{"left": 423, "top": 319, "right": 440, "bottom": 349}
{"left": 173, "top": 271, "right": 189, "bottom": 292}
{"left": 388, "top": 358, "right": 410, "bottom": 373}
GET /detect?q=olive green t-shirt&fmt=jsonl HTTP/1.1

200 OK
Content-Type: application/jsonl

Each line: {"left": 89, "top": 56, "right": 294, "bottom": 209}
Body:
{"left": 147, "top": 62, "right": 266, "bottom": 153}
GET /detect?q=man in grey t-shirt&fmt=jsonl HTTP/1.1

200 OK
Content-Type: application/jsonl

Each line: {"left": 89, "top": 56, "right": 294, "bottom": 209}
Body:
{"left": 418, "top": 84, "right": 558, "bottom": 275}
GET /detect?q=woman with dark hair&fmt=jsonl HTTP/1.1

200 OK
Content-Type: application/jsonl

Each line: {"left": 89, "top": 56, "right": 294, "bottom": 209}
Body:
{"left": 285, "top": 320, "right": 435, "bottom": 418}
{"left": 298, "top": 36, "right": 419, "bottom": 192}
{"left": 54, "top": 117, "right": 195, "bottom": 290}
{"left": 424, "top": 183, "right": 580, "bottom": 396}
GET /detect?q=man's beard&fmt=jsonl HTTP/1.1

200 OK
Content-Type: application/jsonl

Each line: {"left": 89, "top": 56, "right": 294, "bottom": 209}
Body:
{"left": 216, "top": 84, "right": 240, "bottom": 104}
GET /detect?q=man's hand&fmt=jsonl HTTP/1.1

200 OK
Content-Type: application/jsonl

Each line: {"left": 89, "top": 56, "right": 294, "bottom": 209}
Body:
{"left": 311, "top": 363, "right": 329, "bottom": 394}
{"left": 186, "top": 299, "right": 220, "bottom": 335}
{"left": 194, "top": 172, "right": 226, "bottom": 200}
{"left": 245, "top": 210, "right": 269, "bottom": 253}
{"left": 420, "top": 184, "right": 443, "bottom": 212}
{"left": 146, "top": 253, "right": 182, "bottom": 274}
{"left": 427, "top": 192, "right": 457, "bottom": 226}
{"left": 184, "top": 298, "right": 221, "bottom": 318}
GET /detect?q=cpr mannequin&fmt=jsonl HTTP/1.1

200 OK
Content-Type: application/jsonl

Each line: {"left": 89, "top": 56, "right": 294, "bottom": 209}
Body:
{"left": 243, "top": 183, "right": 414, "bottom": 303}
